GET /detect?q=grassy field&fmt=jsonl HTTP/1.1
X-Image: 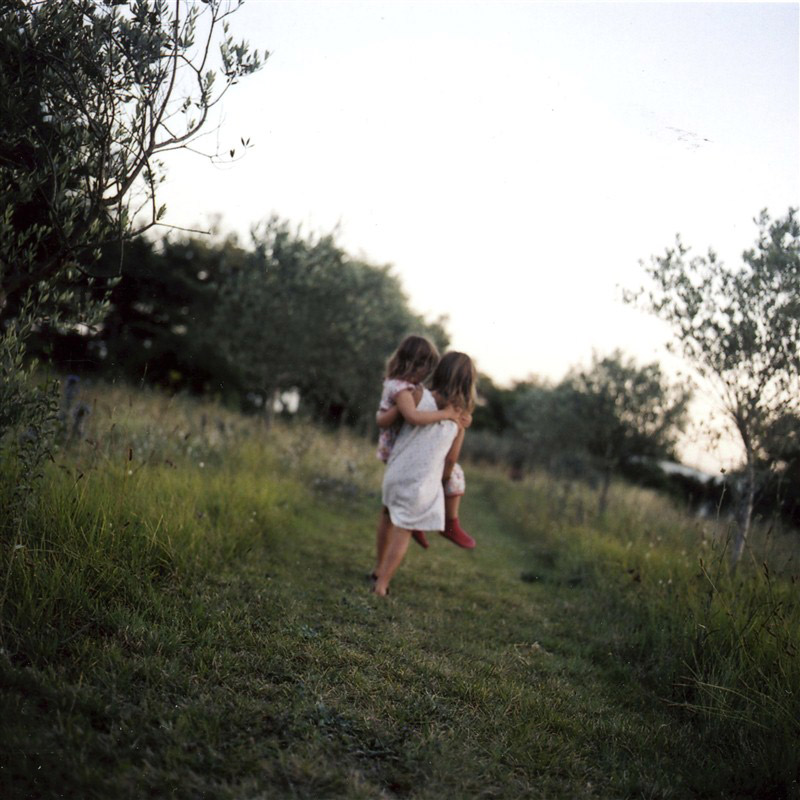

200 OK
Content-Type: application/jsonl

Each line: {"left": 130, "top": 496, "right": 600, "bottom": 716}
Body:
{"left": 1, "top": 383, "right": 798, "bottom": 799}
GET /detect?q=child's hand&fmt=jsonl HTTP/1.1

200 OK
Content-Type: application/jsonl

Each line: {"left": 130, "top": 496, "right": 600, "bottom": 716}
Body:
{"left": 458, "top": 410, "right": 473, "bottom": 429}
{"left": 444, "top": 406, "right": 460, "bottom": 422}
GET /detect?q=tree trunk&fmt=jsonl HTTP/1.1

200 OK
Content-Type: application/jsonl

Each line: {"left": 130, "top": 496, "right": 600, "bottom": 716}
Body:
{"left": 731, "top": 454, "right": 755, "bottom": 566}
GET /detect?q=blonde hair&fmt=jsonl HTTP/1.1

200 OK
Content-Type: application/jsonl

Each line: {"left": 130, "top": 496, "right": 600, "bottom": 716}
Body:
{"left": 430, "top": 351, "right": 477, "bottom": 412}
{"left": 386, "top": 335, "right": 440, "bottom": 383}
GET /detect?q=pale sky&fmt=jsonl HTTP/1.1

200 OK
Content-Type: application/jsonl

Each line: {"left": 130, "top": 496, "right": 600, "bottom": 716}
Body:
{"left": 158, "top": 1, "right": 799, "bottom": 471}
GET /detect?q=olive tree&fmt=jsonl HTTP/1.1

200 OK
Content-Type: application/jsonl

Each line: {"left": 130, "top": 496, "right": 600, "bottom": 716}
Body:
{"left": 0, "top": 0, "right": 265, "bottom": 519}
{"left": 1, "top": 0, "right": 265, "bottom": 323}
{"left": 556, "top": 351, "right": 690, "bottom": 514}
{"left": 627, "top": 209, "right": 800, "bottom": 564}
{"left": 209, "top": 217, "right": 448, "bottom": 427}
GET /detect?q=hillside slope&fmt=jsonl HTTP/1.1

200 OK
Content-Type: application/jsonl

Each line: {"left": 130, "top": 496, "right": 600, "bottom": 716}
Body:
{"left": 1, "top": 386, "right": 797, "bottom": 799}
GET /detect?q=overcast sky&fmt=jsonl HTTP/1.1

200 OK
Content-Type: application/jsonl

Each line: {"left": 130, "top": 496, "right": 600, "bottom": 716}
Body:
{"left": 157, "top": 0, "right": 799, "bottom": 470}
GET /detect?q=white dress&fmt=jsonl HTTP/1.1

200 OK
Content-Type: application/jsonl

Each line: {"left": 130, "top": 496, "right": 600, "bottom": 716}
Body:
{"left": 382, "top": 388, "right": 458, "bottom": 531}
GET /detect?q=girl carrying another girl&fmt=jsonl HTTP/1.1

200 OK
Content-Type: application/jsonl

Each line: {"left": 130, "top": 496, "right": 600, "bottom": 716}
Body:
{"left": 375, "top": 335, "right": 473, "bottom": 549}
{"left": 373, "top": 351, "right": 477, "bottom": 597}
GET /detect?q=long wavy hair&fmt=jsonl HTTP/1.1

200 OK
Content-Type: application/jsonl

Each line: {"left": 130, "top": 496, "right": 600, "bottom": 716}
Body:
{"left": 430, "top": 351, "right": 477, "bottom": 412}
{"left": 385, "top": 335, "right": 440, "bottom": 383}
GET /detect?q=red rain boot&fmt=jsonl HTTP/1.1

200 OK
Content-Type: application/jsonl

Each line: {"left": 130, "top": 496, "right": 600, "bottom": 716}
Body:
{"left": 440, "top": 518, "right": 475, "bottom": 549}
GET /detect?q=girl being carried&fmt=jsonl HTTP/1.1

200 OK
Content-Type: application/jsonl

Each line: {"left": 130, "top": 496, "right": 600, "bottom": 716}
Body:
{"left": 374, "top": 351, "right": 478, "bottom": 596}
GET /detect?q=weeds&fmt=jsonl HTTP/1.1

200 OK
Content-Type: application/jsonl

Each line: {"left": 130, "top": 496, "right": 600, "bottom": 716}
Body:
{"left": 1, "top": 381, "right": 798, "bottom": 798}
{"left": 481, "top": 468, "right": 800, "bottom": 793}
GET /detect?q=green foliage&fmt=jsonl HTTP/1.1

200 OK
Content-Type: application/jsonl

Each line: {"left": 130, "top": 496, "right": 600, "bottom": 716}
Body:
{"left": 0, "top": 0, "right": 264, "bottom": 529}
{"left": 1, "top": 383, "right": 797, "bottom": 797}
{"left": 633, "top": 209, "right": 799, "bottom": 442}
{"left": 470, "top": 353, "right": 690, "bottom": 512}
{"left": 0, "top": 298, "right": 59, "bottom": 531}
{"left": 754, "top": 411, "right": 800, "bottom": 527}
{"left": 549, "top": 352, "right": 689, "bottom": 511}
{"left": 27, "top": 232, "right": 252, "bottom": 389}
{"left": 208, "top": 217, "right": 448, "bottom": 426}
{"left": 559, "top": 350, "right": 690, "bottom": 464}
{"left": 484, "top": 470, "right": 800, "bottom": 795}
{"left": 628, "top": 209, "right": 800, "bottom": 562}
{"left": 1, "top": 0, "right": 265, "bottom": 323}
{"left": 30, "top": 219, "right": 450, "bottom": 426}
{"left": 100, "top": 233, "right": 247, "bottom": 390}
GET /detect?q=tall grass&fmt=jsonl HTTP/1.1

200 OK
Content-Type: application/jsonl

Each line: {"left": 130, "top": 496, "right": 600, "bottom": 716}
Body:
{"left": 2, "top": 381, "right": 798, "bottom": 796}
{"left": 0, "top": 383, "right": 357, "bottom": 664}
{"left": 479, "top": 469, "right": 800, "bottom": 793}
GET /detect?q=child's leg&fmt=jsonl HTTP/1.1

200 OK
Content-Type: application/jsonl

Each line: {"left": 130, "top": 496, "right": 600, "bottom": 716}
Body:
{"left": 374, "top": 524, "right": 411, "bottom": 596}
{"left": 411, "top": 529, "right": 429, "bottom": 548}
{"left": 374, "top": 506, "right": 392, "bottom": 574}
{"left": 440, "top": 463, "right": 475, "bottom": 549}
{"left": 445, "top": 492, "right": 462, "bottom": 521}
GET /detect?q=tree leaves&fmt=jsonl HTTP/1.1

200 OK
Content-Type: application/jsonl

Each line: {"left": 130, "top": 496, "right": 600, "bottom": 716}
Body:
{"left": 0, "top": 0, "right": 264, "bottom": 529}
{"left": 1, "top": 0, "right": 266, "bottom": 328}
{"left": 205, "top": 217, "right": 447, "bottom": 426}
{"left": 627, "top": 209, "right": 800, "bottom": 562}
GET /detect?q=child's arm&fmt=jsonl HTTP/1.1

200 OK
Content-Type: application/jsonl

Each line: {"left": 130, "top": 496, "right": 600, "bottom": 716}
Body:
{"left": 376, "top": 405, "right": 400, "bottom": 429}
{"left": 395, "top": 388, "right": 459, "bottom": 426}
{"left": 442, "top": 427, "right": 466, "bottom": 482}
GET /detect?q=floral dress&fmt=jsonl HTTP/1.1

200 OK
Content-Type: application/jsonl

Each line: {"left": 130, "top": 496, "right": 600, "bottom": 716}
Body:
{"left": 376, "top": 378, "right": 416, "bottom": 462}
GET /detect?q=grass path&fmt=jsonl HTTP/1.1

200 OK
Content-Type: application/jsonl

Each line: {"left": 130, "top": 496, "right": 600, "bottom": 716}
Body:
{"left": 1, "top": 461, "right": 754, "bottom": 798}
